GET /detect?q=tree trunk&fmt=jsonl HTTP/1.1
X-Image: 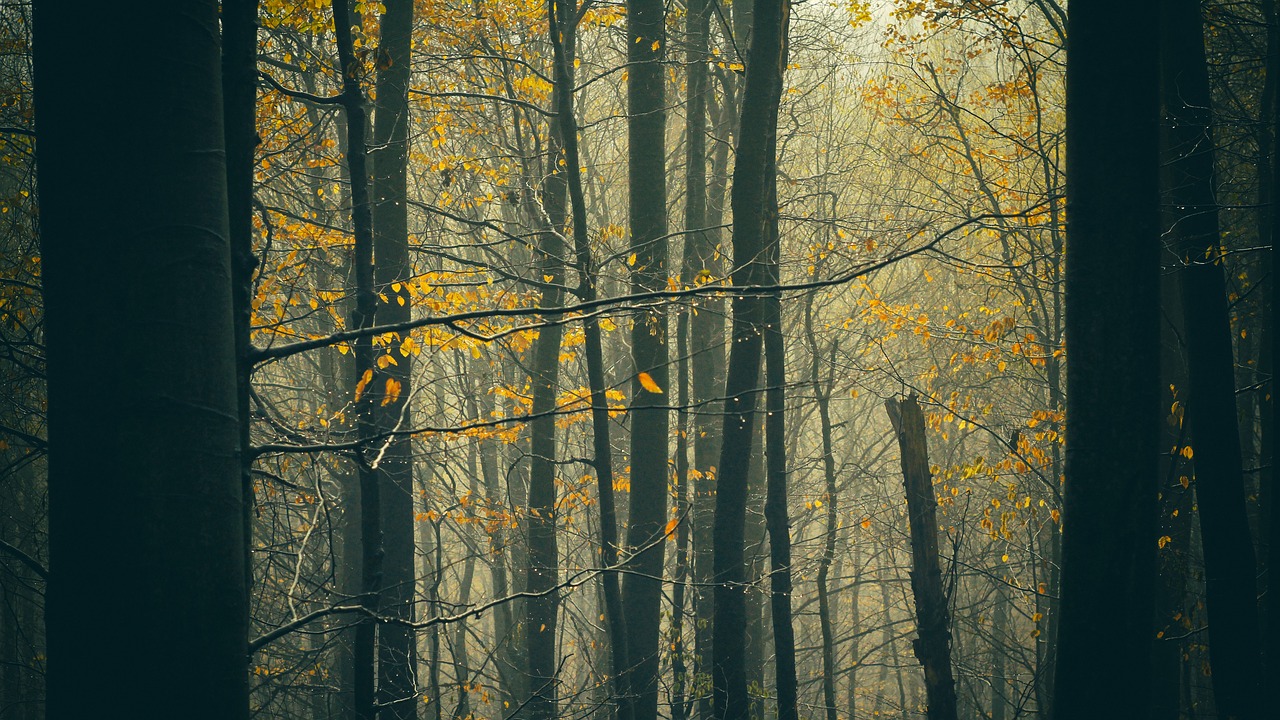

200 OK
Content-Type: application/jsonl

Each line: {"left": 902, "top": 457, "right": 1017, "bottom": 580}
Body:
{"left": 547, "top": 4, "right": 632, "bottom": 715}
{"left": 1161, "top": 2, "right": 1264, "bottom": 717}
{"left": 762, "top": 99, "right": 799, "bottom": 720}
{"left": 36, "top": 3, "right": 249, "bottom": 717}
{"left": 885, "top": 396, "right": 958, "bottom": 720}
{"left": 621, "top": 0, "right": 671, "bottom": 716}
{"left": 332, "top": 1, "right": 384, "bottom": 716}
{"left": 1051, "top": 0, "right": 1160, "bottom": 715}
{"left": 710, "top": 1, "right": 789, "bottom": 719}
{"left": 806, "top": 271, "right": 841, "bottom": 720}
{"left": 372, "top": 1, "right": 419, "bottom": 716}
{"left": 222, "top": 0, "right": 258, "bottom": 610}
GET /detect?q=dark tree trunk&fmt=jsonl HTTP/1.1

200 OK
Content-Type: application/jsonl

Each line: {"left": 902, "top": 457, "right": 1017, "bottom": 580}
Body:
{"left": 372, "top": 0, "right": 418, "bottom": 716}
{"left": 990, "top": 588, "right": 1008, "bottom": 720}
{"left": 526, "top": 3, "right": 575, "bottom": 715}
{"left": 333, "top": 0, "right": 385, "bottom": 713}
{"left": 621, "top": 0, "right": 670, "bottom": 718}
{"left": 1161, "top": 3, "right": 1264, "bottom": 717}
{"left": 546, "top": 5, "right": 631, "bottom": 716}
{"left": 1152, "top": 275, "right": 1194, "bottom": 720}
{"left": 36, "top": 3, "right": 249, "bottom": 717}
{"left": 682, "top": 0, "right": 722, "bottom": 714}
{"left": 1269, "top": 0, "right": 1280, "bottom": 694}
{"left": 711, "top": 1, "right": 789, "bottom": 718}
{"left": 813, "top": 335, "right": 840, "bottom": 720}
{"left": 885, "top": 396, "right": 958, "bottom": 720}
{"left": 222, "top": 0, "right": 258, "bottom": 606}
{"left": 761, "top": 92, "right": 798, "bottom": 720}
{"left": 1051, "top": 0, "right": 1160, "bottom": 715}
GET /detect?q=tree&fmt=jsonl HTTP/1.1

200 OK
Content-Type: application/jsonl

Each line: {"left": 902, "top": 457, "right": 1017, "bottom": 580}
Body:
{"left": 35, "top": 2, "right": 249, "bottom": 717}
{"left": 711, "top": 1, "right": 790, "bottom": 719}
{"left": 621, "top": 0, "right": 671, "bottom": 718}
{"left": 372, "top": 0, "right": 419, "bottom": 716}
{"left": 1161, "top": 2, "right": 1264, "bottom": 716}
{"left": 1051, "top": 0, "right": 1160, "bottom": 716}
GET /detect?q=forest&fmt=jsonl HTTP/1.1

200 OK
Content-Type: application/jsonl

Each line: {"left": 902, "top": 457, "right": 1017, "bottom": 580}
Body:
{"left": 1, "top": 0, "right": 1276, "bottom": 718}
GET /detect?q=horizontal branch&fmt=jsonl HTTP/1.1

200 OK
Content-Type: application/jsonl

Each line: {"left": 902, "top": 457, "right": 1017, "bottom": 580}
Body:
{"left": 250, "top": 209, "right": 1037, "bottom": 365}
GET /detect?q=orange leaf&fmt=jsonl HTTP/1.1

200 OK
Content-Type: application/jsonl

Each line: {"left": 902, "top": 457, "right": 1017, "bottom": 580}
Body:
{"left": 354, "top": 369, "right": 373, "bottom": 403}
{"left": 637, "top": 371, "right": 663, "bottom": 394}
{"left": 663, "top": 516, "right": 679, "bottom": 540}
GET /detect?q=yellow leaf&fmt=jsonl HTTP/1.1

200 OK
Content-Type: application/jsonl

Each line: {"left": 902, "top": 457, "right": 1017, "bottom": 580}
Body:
{"left": 382, "top": 378, "right": 402, "bottom": 406}
{"left": 627, "top": 252, "right": 638, "bottom": 267}
{"left": 600, "top": 318, "right": 617, "bottom": 331}
{"left": 860, "top": 517, "right": 871, "bottom": 529}
{"left": 1180, "top": 445, "right": 1194, "bottom": 459}
{"left": 651, "top": 39, "right": 660, "bottom": 51}
{"left": 354, "top": 369, "right": 373, "bottom": 403}
{"left": 637, "top": 371, "right": 663, "bottom": 394}
{"left": 663, "top": 517, "right": 679, "bottom": 540}
{"left": 1158, "top": 535, "right": 1172, "bottom": 549}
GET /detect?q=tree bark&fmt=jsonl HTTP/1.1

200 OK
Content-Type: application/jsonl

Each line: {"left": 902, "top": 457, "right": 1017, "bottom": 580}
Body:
{"left": 1052, "top": 0, "right": 1160, "bottom": 715}
{"left": 886, "top": 396, "right": 958, "bottom": 720}
{"left": 621, "top": 0, "right": 670, "bottom": 718}
{"left": 371, "top": 1, "right": 419, "bottom": 717}
{"left": 525, "top": 68, "right": 569, "bottom": 720}
{"left": 36, "top": 3, "right": 249, "bottom": 717}
{"left": 1160, "top": 3, "right": 1264, "bottom": 717}
{"left": 710, "top": 1, "right": 789, "bottom": 718}
{"left": 546, "top": 5, "right": 632, "bottom": 716}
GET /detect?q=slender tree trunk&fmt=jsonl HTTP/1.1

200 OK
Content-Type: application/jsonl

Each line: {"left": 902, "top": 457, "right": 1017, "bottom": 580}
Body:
{"left": 886, "top": 396, "right": 958, "bottom": 720}
{"left": 621, "top": 0, "right": 671, "bottom": 716}
{"left": 1161, "top": 3, "right": 1264, "bottom": 717}
{"left": 332, "top": 2, "right": 385, "bottom": 717}
{"left": 526, "top": 2, "right": 576, "bottom": 712}
{"left": 846, "top": 546, "right": 862, "bottom": 720}
{"left": 990, "top": 588, "right": 1008, "bottom": 720}
{"left": 711, "top": 1, "right": 789, "bottom": 719}
{"left": 761, "top": 108, "right": 799, "bottom": 720}
{"left": 36, "top": 3, "right": 249, "bottom": 717}
{"left": 1153, "top": 274, "right": 1194, "bottom": 720}
{"left": 1051, "top": 0, "right": 1160, "bottom": 715}
{"left": 809, "top": 300, "right": 840, "bottom": 720}
{"left": 372, "top": 1, "right": 418, "bottom": 716}
{"left": 1268, "top": 0, "right": 1280, "bottom": 693}
{"left": 547, "top": 5, "right": 632, "bottom": 715}
{"left": 222, "top": 0, "right": 258, "bottom": 610}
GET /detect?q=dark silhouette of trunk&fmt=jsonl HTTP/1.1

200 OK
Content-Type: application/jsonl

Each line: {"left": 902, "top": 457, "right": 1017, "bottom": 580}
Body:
{"left": 332, "top": 1, "right": 384, "bottom": 716}
{"left": 683, "top": 0, "right": 723, "bottom": 714}
{"left": 526, "top": 3, "right": 576, "bottom": 715}
{"left": 222, "top": 0, "right": 258, "bottom": 606}
{"left": 845, "top": 547, "right": 862, "bottom": 720}
{"left": 621, "top": 0, "right": 670, "bottom": 718}
{"left": 761, "top": 93, "right": 798, "bottom": 720}
{"left": 1161, "top": 3, "right": 1264, "bottom": 717}
{"left": 1268, "top": 0, "right": 1280, "bottom": 693}
{"left": 809, "top": 307, "right": 840, "bottom": 720}
{"left": 885, "top": 396, "right": 957, "bottom": 720}
{"left": 990, "top": 588, "right": 1008, "bottom": 720}
{"left": 372, "top": 1, "right": 418, "bottom": 716}
{"left": 546, "top": 5, "right": 631, "bottom": 716}
{"left": 672, "top": 315, "right": 692, "bottom": 720}
{"left": 36, "top": 3, "right": 249, "bottom": 717}
{"left": 1051, "top": 0, "right": 1160, "bottom": 715}
{"left": 744, "top": 440, "right": 767, "bottom": 720}
{"left": 1152, "top": 274, "right": 1194, "bottom": 720}
{"left": 711, "top": 1, "right": 789, "bottom": 718}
